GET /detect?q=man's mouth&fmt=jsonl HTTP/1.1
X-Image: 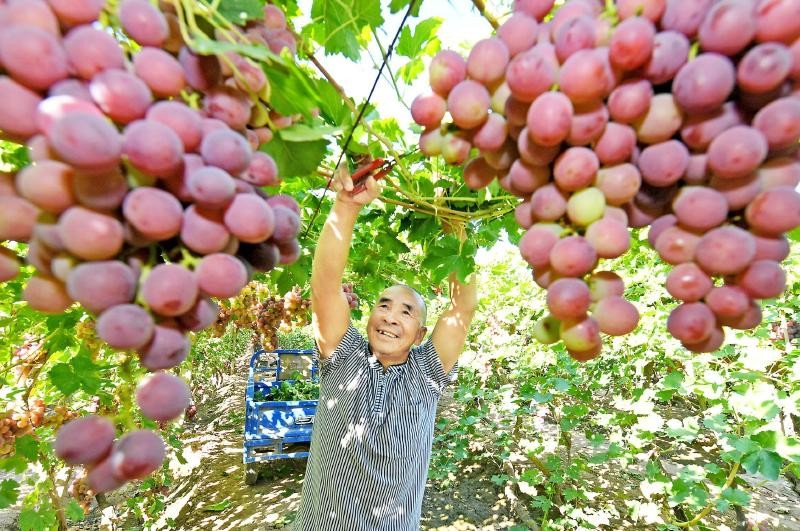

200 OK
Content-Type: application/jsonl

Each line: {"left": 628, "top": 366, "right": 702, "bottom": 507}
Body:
{"left": 377, "top": 329, "right": 398, "bottom": 339}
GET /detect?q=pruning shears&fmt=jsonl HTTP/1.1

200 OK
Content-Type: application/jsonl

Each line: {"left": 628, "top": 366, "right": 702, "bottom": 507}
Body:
{"left": 349, "top": 157, "right": 396, "bottom": 195}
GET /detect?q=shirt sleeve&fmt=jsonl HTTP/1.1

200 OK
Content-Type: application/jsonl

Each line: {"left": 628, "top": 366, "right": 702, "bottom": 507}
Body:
{"left": 314, "top": 324, "right": 366, "bottom": 376}
{"left": 413, "top": 338, "right": 458, "bottom": 395}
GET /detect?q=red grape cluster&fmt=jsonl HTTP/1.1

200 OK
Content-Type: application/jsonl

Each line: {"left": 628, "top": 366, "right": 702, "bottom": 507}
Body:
{"left": 343, "top": 282, "right": 359, "bottom": 309}
{"left": 413, "top": 0, "right": 800, "bottom": 359}
{"left": 770, "top": 318, "right": 800, "bottom": 343}
{"left": 0, "top": 0, "right": 303, "bottom": 491}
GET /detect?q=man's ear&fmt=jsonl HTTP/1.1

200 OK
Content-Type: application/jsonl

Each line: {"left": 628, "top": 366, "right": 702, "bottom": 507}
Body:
{"left": 414, "top": 326, "right": 428, "bottom": 346}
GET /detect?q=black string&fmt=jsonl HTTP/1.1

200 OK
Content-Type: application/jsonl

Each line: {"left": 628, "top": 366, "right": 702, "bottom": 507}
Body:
{"left": 301, "top": 0, "right": 418, "bottom": 241}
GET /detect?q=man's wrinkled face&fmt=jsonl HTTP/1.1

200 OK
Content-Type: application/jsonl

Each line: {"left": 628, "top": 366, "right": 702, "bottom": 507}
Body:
{"left": 366, "top": 285, "right": 426, "bottom": 359}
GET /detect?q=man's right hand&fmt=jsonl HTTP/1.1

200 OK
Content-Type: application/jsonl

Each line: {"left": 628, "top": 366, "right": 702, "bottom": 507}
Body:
{"left": 332, "top": 161, "right": 383, "bottom": 207}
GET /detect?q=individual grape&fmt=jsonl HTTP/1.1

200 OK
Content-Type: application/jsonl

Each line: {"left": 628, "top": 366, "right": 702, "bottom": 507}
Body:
{"left": 35, "top": 95, "right": 104, "bottom": 136}
{"left": 442, "top": 134, "right": 471, "bottom": 165}
{"left": 682, "top": 325, "right": 725, "bottom": 353}
{"left": 0, "top": 26, "right": 69, "bottom": 90}
{"left": 593, "top": 163, "right": 641, "bottom": 206}
{"left": 547, "top": 278, "right": 591, "bottom": 320}
{"left": 554, "top": 16, "right": 595, "bottom": 62}
{"left": 685, "top": 154, "right": 709, "bottom": 185}
{"left": 0, "top": 77, "right": 42, "bottom": 140}
{"left": 566, "top": 187, "right": 605, "bottom": 226}
{"left": 506, "top": 45, "right": 558, "bottom": 103}
{"left": 146, "top": 101, "right": 203, "bottom": 153}
{"left": 593, "top": 124, "right": 636, "bottom": 166}
{"left": 737, "top": 43, "right": 793, "bottom": 94}
{"left": 550, "top": 1, "right": 599, "bottom": 35}
{"left": 49, "top": 79, "right": 93, "bottom": 102}
{"left": 705, "top": 285, "right": 751, "bottom": 318}
{"left": 270, "top": 206, "right": 301, "bottom": 243}
{"left": 263, "top": 4, "right": 287, "bottom": 29}
{"left": 708, "top": 174, "right": 761, "bottom": 211}
{"left": 462, "top": 157, "right": 496, "bottom": 190}
{"left": 491, "top": 82, "right": 512, "bottom": 114}
{"left": 467, "top": 37, "right": 509, "bottom": 86}
{"left": 560, "top": 316, "right": 602, "bottom": 352}
{"left": 532, "top": 266, "right": 557, "bottom": 289}
{"left": 633, "top": 93, "right": 683, "bottom": 144}
{"left": 419, "top": 128, "right": 443, "bottom": 157}
{"left": 31, "top": 223, "right": 64, "bottom": 251}
{"left": 508, "top": 160, "right": 549, "bottom": 194}
{"left": 518, "top": 129, "right": 561, "bottom": 166}
{"left": 736, "top": 260, "right": 787, "bottom": 299}
{"left": 72, "top": 168, "right": 128, "bottom": 210}
{"left": 609, "top": 16, "right": 656, "bottom": 71}
{"left": 429, "top": 50, "right": 467, "bottom": 96}
{"left": 186, "top": 167, "right": 236, "bottom": 209}
{"left": 530, "top": 183, "right": 568, "bottom": 221}
{"left": 15, "top": 160, "right": 75, "bottom": 214}
{"left": 758, "top": 157, "right": 800, "bottom": 189}
{"left": 276, "top": 238, "right": 300, "bottom": 264}
{"left": 110, "top": 430, "right": 166, "bottom": 480}
{"left": 142, "top": 263, "right": 198, "bottom": 317}
{"left": 266, "top": 196, "right": 300, "bottom": 215}
{"left": 48, "top": 112, "right": 122, "bottom": 174}
{"left": 672, "top": 53, "right": 736, "bottom": 114}
{"left": 527, "top": 91, "right": 574, "bottom": 147}
{"left": 568, "top": 343, "right": 602, "bottom": 362}
{"left": 118, "top": 0, "right": 168, "bottom": 46}
{"left": 122, "top": 120, "right": 184, "bottom": 178}
{"left": 0, "top": 0, "right": 60, "bottom": 35}
{"left": 89, "top": 69, "right": 153, "bottom": 125}
{"left": 671, "top": 186, "right": 728, "bottom": 231}
{"left": 473, "top": 113, "right": 508, "bottom": 152}
{"left": 584, "top": 217, "right": 630, "bottom": 258}
{"left": 47, "top": 0, "right": 106, "bottom": 26}
{"left": 694, "top": 225, "right": 756, "bottom": 275}
{"left": 607, "top": 79, "right": 653, "bottom": 124}
{"left": 58, "top": 207, "right": 124, "bottom": 261}
{"left": 593, "top": 296, "right": 639, "bottom": 336}
{"left": 680, "top": 101, "right": 744, "bottom": 152}
{"left": 752, "top": 97, "right": 800, "bottom": 150}
{"left": 86, "top": 456, "right": 124, "bottom": 494}
{"left": 698, "top": 0, "right": 757, "bottom": 56}
{"left": 264, "top": 28, "right": 297, "bottom": 55}
{"left": 616, "top": 0, "right": 665, "bottom": 21}
{"left": 96, "top": 304, "right": 155, "bottom": 350}
{"left": 553, "top": 146, "right": 599, "bottom": 191}
{"left": 505, "top": 96, "right": 532, "bottom": 127}
{"left": 654, "top": 225, "right": 700, "bottom": 264}
{"left": 532, "top": 315, "right": 561, "bottom": 344}
{"left": 202, "top": 86, "right": 251, "bottom": 130}
{"left": 138, "top": 322, "right": 190, "bottom": 370}
{"left": 513, "top": 0, "right": 556, "bottom": 21}
{"left": 177, "top": 297, "right": 219, "bottom": 332}
{"left": 515, "top": 201, "right": 535, "bottom": 229}
{"left": 195, "top": 253, "right": 248, "bottom": 299}
{"left": 667, "top": 302, "right": 715, "bottom": 344}
{"left": 549, "top": 236, "right": 597, "bottom": 277}
{"left": 752, "top": 233, "right": 790, "bottom": 262}
{"left": 181, "top": 206, "right": 231, "bottom": 255}
{"left": 716, "top": 300, "right": 762, "bottom": 329}
{"left": 410, "top": 92, "right": 446, "bottom": 128}
{"left": 559, "top": 49, "right": 610, "bottom": 105}
{"left": 706, "top": 126, "right": 768, "bottom": 180}
{"left": 665, "top": 262, "right": 713, "bottom": 302}
{"left": 519, "top": 225, "right": 560, "bottom": 268}
{"left": 637, "top": 140, "right": 689, "bottom": 187}
{"left": 136, "top": 373, "right": 191, "bottom": 422}
{"left": 642, "top": 31, "right": 690, "bottom": 84}
{"left": 498, "top": 13, "right": 539, "bottom": 57}
{"left": 224, "top": 193, "right": 276, "bottom": 244}
{"left": 662, "top": 0, "right": 715, "bottom": 37}
{"left": 54, "top": 416, "right": 115, "bottom": 465}
{"left": 0, "top": 248, "right": 19, "bottom": 282}
{"left": 587, "top": 271, "right": 625, "bottom": 301}
{"left": 754, "top": 0, "right": 800, "bottom": 44}
{"left": 200, "top": 129, "right": 252, "bottom": 176}
{"left": 23, "top": 275, "right": 72, "bottom": 313}
{"left": 625, "top": 200, "right": 662, "bottom": 228}
{"left": 447, "top": 80, "right": 490, "bottom": 129}
{"left": 178, "top": 47, "right": 221, "bottom": 91}
{"left": 66, "top": 261, "right": 136, "bottom": 314}
{"left": 568, "top": 101, "right": 608, "bottom": 146}
{"left": 745, "top": 186, "right": 800, "bottom": 235}
{"left": 242, "top": 152, "right": 280, "bottom": 187}
{"left": 122, "top": 187, "right": 183, "bottom": 241}
{"left": 62, "top": 25, "right": 125, "bottom": 81}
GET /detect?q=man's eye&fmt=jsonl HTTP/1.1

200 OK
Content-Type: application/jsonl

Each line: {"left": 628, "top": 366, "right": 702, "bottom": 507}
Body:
{"left": 403, "top": 310, "right": 411, "bottom": 315}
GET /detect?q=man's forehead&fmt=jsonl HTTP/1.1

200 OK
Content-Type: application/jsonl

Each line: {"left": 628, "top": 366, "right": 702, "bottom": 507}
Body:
{"left": 379, "top": 286, "right": 421, "bottom": 307}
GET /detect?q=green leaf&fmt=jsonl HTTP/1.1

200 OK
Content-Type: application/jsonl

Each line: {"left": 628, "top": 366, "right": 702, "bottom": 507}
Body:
{"left": 398, "top": 57, "right": 425, "bottom": 84}
{"left": 788, "top": 225, "right": 800, "bottom": 242}
{"left": 662, "top": 371, "right": 684, "bottom": 390}
{"left": 66, "top": 500, "right": 85, "bottom": 522}
{"left": 48, "top": 351, "right": 103, "bottom": 395}
{"left": 0, "top": 479, "right": 19, "bottom": 509}
{"left": 49, "top": 363, "right": 80, "bottom": 395}
{"left": 14, "top": 435, "right": 38, "bottom": 461}
{"left": 261, "top": 136, "right": 329, "bottom": 178}
{"left": 265, "top": 62, "right": 324, "bottom": 120}
{"left": 217, "top": 0, "right": 264, "bottom": 24}
{"left": 721, "top": 487, "right": 751, "bottom": 506}
{"left": 19, "top": 508, "right": 52, "bottom": 531}
{"left": 203, "top": 499, "right": 232, "bottom": 512}
{"left": 310, "top": 0, "right": 384, "bottom": 59}
{"left": 397, "top": 18, "right": 442, "bottom": 58}
{"left": 742, "top": 449, "right": 782, "bottom": 480}
{"left": 278, "top": 123, "right": 340, "bottom": 142}
{"left": 389, "top": 0, "right": 422, "bottom": 15}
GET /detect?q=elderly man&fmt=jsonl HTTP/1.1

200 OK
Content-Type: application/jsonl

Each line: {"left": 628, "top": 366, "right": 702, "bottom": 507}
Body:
{"left": 293, "top": 164, "right": 477, "bottom": 530}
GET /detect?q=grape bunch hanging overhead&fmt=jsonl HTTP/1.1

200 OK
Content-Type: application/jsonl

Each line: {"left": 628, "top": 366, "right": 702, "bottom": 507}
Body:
{"left": 0, "top": 0, "right": 302, "bottom": 493}
{"left": 412, "top": 0, "right": 800, "bottom": 360}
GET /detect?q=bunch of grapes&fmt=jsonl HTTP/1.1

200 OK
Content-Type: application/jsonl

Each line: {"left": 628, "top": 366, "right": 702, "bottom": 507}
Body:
{"left": 412, "top": 0, "right": 800, "bottom": 359}
{"left": 0, "top": 407, "right": 34, "bottom": 457}
{"left": 0, "top": 0, "right": 305, "bottom": 492}
{"left": 770, "top": 318, "right": 800, "bottom": 343}
{"left": 255, "top": 286, "right": 311, "bottom": 349}
{"left": 10, "top": 340, "right": 46, "bottom": 383}
{"left": 343, "top": 282, "right": 359, "bottom": 309}
{"left": 69, "top": 470, "right": 93, "bottom": 514}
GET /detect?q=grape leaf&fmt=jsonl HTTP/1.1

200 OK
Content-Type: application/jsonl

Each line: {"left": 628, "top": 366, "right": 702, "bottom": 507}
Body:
{"left": 217, "top": 0, "right": 264, "bottom": 25}
{"left": 66, "top": 500, "right": 85, "bottom": 522}
{"left": 741, "top": 449, "right": 782, "bottom": 480}
{"left": 0, "top": 479, "right": 19, "bottom": 509}
{"left": 397, "top": 18, "right": 442, "bottom": 58}
{"left": 265, "top": 62, "right": 323, "bottom": 120}
{"left": 389, "top": 0, "right": 422, "bottom": 16}
{"left": 261, "top": 136, "right": 328, "bottom": 178}
{"left": 310, "top": 0, "right": 383, "bottom": 59}
{"left": 14, "top": 435, "right": 38, "bottom": 461}
{"left": 48, "top": 351, "right": 103, "bottom": 396}
{"left": 721, "top": 487, "right": 751, "bottom": 506}
{"left": 278, "top": 123, "right": 340, "bottom": 142}
{"left": 19, "top": 508, "right": 53, "bottom": 531}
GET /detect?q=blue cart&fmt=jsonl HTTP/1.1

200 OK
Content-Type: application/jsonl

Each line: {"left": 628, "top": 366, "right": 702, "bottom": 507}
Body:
{"left": 243, "top": 348, "right": 319, "bottom": 484}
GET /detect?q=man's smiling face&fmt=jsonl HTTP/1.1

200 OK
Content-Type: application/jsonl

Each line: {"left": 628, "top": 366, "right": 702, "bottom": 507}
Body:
{"left": 366, "top": 285, "right": 427, "bottom": 365}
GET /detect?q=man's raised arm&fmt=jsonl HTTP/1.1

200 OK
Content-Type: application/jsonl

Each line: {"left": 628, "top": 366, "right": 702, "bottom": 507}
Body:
{"left": 431, "top": 272, "right": 478, "bottom": 373}
{"left": 311, "top": 164, "right": 381, "bottom": 358}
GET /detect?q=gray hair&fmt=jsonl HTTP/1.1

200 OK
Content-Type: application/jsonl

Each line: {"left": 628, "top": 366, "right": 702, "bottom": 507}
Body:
{"left": 393, "top": 284, "right": 428, "bottom": 325}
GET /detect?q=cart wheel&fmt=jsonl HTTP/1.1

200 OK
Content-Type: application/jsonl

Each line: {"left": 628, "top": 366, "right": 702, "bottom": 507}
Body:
{"left": 244, "top": 463, "right": 259, "bottom": 485}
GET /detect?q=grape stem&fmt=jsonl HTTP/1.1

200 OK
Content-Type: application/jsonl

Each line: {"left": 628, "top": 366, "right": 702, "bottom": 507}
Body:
{"left": 470, "top": 0, "right": 500, "bottom": 29}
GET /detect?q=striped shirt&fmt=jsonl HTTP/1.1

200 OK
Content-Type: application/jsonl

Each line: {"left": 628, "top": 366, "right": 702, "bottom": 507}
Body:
{"left": 293, "top": 324, "right": 456, "bottom": 531}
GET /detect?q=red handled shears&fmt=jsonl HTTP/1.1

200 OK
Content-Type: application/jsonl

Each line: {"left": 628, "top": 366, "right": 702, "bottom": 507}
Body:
{"left": 349, "top": 157, "right": 396, "bottom": 195}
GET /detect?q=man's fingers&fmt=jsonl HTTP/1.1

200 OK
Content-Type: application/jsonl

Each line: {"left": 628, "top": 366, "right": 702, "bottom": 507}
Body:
{"left": 334, "top": 161, "right": 353, "bottom": 191}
